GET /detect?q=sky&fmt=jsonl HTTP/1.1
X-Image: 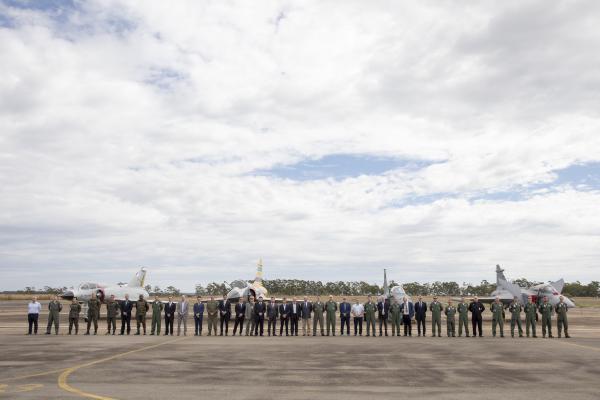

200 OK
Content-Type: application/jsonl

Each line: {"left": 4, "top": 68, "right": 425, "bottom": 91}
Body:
{"left": 1, "top": 0, "right": 599, "bottom": 291}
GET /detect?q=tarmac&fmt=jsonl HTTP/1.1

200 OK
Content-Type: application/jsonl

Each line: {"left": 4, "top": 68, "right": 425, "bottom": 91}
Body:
{"left": 1, "top": 300, "right": 599, "bottom": 400}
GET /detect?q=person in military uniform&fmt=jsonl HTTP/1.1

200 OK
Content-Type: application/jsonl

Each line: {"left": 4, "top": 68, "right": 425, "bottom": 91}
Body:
{"left": 135, "top": 294, "right": 149, "bottom": 335}
{"left": 85, "top": 292, "right": 101, "bottom": 335}
{"left": 46, "top": 295, "right": 62, "bottom": 335}
{"left": 539, "top": 296, "right": 553, "bottom": 338}
{"left": 312, "top": 296, "right": 325, "bottom": 336}
{"left": 245, "top": 297, "right": 256, "bottom": 336}
{"left": 490, "top": 297, "right": 504, "bottom": 338}
{"left": 325, "top": 295, "right": 337, "bottom": 336}
{"left": 555, "top": 295, "right": 570, "bottom": 338}
{"left": 429, "top": 296, "right": 443, "bottom": 337}
{"left": 364, "top": 295, "right": 377, "bottom": 337}
{"left": 389, "top": 298, "right": 401, "bottom": 337}
{"left": 150, "top": 295, "right": 164, "bottom": 336}
{"left": 524, "top": 295, "right": 538, "bottom": 338}
{"left": 445, "top": 300, "right": 456, "bottom": 337}
{"left": 68, "top": 299, "right": 81, "bottom": 335}
{"left": 457, "top": 296, "right": 470, "bottom": 337}
{"left": 509, "top": 296, "right": 523, "bottom": 338}
{"left": 206, "top": 296, "right": 219, "bottom": 336}
{"left": 105, "top": 294, "right": 120, "bottom": 335}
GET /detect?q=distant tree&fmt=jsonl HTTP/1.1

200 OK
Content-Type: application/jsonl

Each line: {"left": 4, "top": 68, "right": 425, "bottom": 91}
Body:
{"left": 144, "top": 284, "right": 152, "bottom": 293}
{"left": 195, "top": 284, "right": 207, "bottom": 296}
{"left": 164, "top": 286, "right": 181, "bottom": 296}
{"left": 153, "top": 286, "right": 162, "bottom": 295}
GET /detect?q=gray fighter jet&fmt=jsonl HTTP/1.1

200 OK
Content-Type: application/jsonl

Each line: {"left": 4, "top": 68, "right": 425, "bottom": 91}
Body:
{"left": 457, "top": 265, "right": 575, "bottom": 308}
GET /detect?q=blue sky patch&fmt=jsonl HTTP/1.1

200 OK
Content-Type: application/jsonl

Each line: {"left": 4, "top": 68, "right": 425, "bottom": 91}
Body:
{"left": 254, "top": 154, "right": 436, "bottom": 181}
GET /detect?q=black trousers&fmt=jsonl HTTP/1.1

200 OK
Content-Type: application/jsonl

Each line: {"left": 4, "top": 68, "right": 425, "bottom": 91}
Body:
{"left": 403, "top": 315, "right": 412, "bottom": 336}
{"left": 254, "top": 315, "right": 264, "bottom": 336}
{"left": 290, "top": 315, "right": 299, "bottom": 335}
{"left": 220, "top": 315, "right": 230, "bottom": 334}
{"left": 353, "top": 317, "right": 363, "bottom": 335}
{"left": 340, "top": 315, "right": 350, "bottom": 335}
{"left": 28, "top": 313, "right": 38, "bottom": 334}
{"left": 120, "top": 315, "right": 131, "bottom": 334}
{"left": 416, "top": 317, "right": 426, "bottom": 335}
{"left": 194, "top": 316, "right": 203, "bottom": 335}
{"left": 267, "top": 317, "right": 277, "bottom": 336}
{"left": 233, "top": 316, "right": 244, "bottom": 335}
{"left": 379, "top": 317, "right": 388, "bottom": 335}
{"left": 165, "top": 316, "right": 174, "bottom": 335}
{"left": 472, "top": 316, "right": 483, "bottom": 336}
{"left": 280, "top": 317, "right": 289, "bottom": 336}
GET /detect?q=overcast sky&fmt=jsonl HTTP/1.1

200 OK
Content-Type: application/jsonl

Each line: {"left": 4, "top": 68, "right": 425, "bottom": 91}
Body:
{"left": 1, "top": 0, "right": 599, "bottom": 291}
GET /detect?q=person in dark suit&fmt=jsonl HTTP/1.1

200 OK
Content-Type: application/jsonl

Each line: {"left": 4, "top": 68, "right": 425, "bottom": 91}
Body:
{"left": 164, "top": 296, "right": 176, "bottom": 336}
{"left": 193, "top": 296, "right": 204, "bottom": 336}
{"left": 339, "top": 297, "right": 351, "bottom": 336}
{"left": 119, "top": 294, "right": 133, "bottom": 335}
{"left": 300, "top": 296, "right": 312, "bottom": 336}
{"left": 469, "top": 296, "right": 486, "bottom": 337}
{"left": 267, "top": 297, "right": 278, "bottom": 336}
{"left": 254, "top": 296, "right": 266, "bottom": 336}
{"left": 290, "top": 298, "right": 301, "bottom": 336}
{"left": 233, "top": 300, "right": 245, "bottom": 336}
{"left": 414, "top": 296, "right": 427, "bottom": 337}
{"left": 218, "top": 295, "right": 231, "bottom": 336}
{"left": 377, "top": 297, "right": 390, "bottom": 336}
{"left": 400, "top": 297, "right": 415, "bottom": 336}
{"left": 279, "top": 297, "right": 290, "bottom": 336}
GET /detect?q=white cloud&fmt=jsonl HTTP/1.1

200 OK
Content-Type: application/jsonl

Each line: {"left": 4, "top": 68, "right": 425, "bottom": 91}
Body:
{"left": 1, "top": 0, "right": 599, "bottom": 290}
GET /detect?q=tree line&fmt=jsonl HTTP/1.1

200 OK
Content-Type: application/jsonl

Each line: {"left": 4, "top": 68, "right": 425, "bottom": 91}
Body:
{"left": 7, "top": 280, "right": 599, "bottom": 298}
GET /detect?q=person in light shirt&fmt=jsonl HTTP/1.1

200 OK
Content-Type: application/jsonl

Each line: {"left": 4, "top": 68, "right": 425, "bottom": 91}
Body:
{"left": 351, "top": 299, "right": 365, "bottom": 336}
{"left": 27, "top": 296, "right": 42, "bottom": 335}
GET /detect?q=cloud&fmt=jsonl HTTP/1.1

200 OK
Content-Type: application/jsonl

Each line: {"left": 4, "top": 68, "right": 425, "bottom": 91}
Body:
{"left": 1, "top": 0, "right": 599, "bottom": 291}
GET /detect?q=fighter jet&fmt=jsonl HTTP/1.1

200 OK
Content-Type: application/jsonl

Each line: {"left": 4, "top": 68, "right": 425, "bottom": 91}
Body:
{"left": 456, "top": 265, "right": 575, "bottom": 308}
{"left": 61, "top": 267, "right": 149, "bottom": 303}
{"left": 383, "top": 268, "right": 412, "bottom": 303}
{"left": 226, "top": 259, "right": 270, "bottom": 302}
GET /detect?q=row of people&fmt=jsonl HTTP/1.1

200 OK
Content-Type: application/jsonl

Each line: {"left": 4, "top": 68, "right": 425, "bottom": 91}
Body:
{"left": 27, "top": 293, "right": 571, "bottom": 339}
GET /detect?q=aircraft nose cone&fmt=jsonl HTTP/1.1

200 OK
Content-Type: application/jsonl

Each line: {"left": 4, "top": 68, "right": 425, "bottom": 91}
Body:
{"left": 61, "top": 290, "right": 74, "bottom": 300}
{"left": 565, "top": 297, "right": 576, "bottom": 308}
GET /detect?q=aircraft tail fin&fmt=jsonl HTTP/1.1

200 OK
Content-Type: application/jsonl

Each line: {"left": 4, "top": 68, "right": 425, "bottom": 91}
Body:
{"left": 254, "top": 259, "right": 263, "bottom": 284}
{"left": 496, "top": 264, "right": 521, "bottom": 298}
{"left": 551, "top": 279, "right": 565, "bottom": 293}
{"left": 383, "top": 269, "right": 390, "bottom": 298}
{"left": 128, "top": 268, "right": 146, "bottom": 288}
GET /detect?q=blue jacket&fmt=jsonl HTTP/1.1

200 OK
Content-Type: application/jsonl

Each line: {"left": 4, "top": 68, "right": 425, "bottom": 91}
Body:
{"left": 339, "top": 302, "right": 351, "bottom": 317}
{"left": 400, "top": 302, "right": 415, "bottom": 319}
{"left": 414, "top": 301, "right": 427, "bottom": 320}
{"left": 193, "top": 303, "right": 204, "bottom": 318}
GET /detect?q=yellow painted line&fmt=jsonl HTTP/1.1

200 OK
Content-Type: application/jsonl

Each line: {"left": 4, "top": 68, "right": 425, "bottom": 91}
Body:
{"left": 0, "top": 368, "right": 68, "bottom": 383}
{"left": 57, "top": 337, "right": 187, "bottom": 399}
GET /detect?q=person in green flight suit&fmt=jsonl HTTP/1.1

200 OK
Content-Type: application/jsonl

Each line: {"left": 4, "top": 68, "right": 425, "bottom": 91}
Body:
{"left": 364, "top": 295, "right": 377, "bottom": 337}
{"left": 150, "top": 295, "right": 163, "bottom": 336}
{"left": 429, "top": 296, "right": 443, "bottom": 337}
{"left": 105, "top": 294, "right": 120, "bottom": 335}
{"left": 524, "top": 295, "right": 538, "bottom": 338}
{"left": 206, "top": 296, "right": 219, "bottom": 336}
{"left": 390, "top": 298, "right": 402, "bottom": 337}
{"left": 444, "top": 299, "right": 456, "bottom": 337}
{"left": 508, "top": 296, "right": 523, "bottom": 338}
{"left": 555, "top": 296, "right": 570, "bottom": 338}
{"left": 85, "top": 292, "right": 101, "bottom": 335}
{"left": 46, "top": 295, "right": 62, "bottom": 335}
{"left": 325, "top": 295, "right": 337, "bottom": 336}
{"left": 135, "top": 294, "right": 149, "bottom": 335}
{"left": 457, "top": 296, "right": 470, "bottom": 337}
{"left": 490, "top": 297, "right": 504, "bottom": 338}
{"left": 312, "top": 296, "right": 325, "bottom": 336}
{"left": 539, "top": 296, "right": 554, "bottom": 338}
{"left": 68, "top": 299, "right": 81, "bottom": 335}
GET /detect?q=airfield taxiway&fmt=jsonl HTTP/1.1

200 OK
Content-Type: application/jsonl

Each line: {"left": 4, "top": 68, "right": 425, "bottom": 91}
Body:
{"left": 1, "top": 300, "right": 599, "bottom": 400}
